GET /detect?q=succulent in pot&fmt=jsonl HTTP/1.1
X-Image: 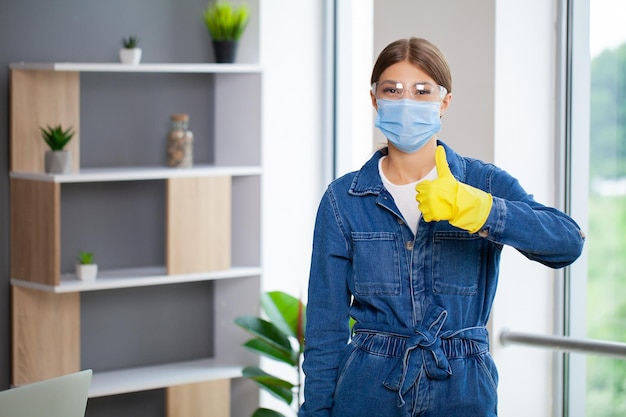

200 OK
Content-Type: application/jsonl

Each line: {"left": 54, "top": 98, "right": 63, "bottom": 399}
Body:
{"left": 119, "top": 35, "right": 142, "bottom": 65}
{"left": 40, "top": 124, "right": 74, "bottom": 174}
{"left": 76, "top": 250, "right": 98, "bottom": 281}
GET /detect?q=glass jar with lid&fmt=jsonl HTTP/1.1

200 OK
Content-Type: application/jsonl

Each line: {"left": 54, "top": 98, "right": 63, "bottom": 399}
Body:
{"left": 167, "top": 113, "right": 193, "bottom": 168}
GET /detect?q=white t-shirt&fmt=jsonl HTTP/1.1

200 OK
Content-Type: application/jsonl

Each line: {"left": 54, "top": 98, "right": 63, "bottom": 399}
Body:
{"left": 379, "top": 156, "right": 437, "bottom": 235}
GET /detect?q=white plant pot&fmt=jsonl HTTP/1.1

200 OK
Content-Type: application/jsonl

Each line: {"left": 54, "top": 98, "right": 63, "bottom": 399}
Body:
{"left": 119, "top": 48, "right": 142, "bottom": 65}
{"left": 76, "top": 264, "right": 98, "bottom": 281}
{"left": 45, "top": 150, "right": 72, "bottom": 174}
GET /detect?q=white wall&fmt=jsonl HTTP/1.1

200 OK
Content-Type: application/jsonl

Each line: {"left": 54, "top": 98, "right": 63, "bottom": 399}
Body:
{"left": 260, "top": 0, "right": 324, "bottom": 300}
{"left": 373, "top": 0, "right": 496, "bottom": 164}
{"left": 334, "top": 0, "right": 375, "bottom": 176}
{"left": 259, "top": 0, "right": 326, "bottom": 413}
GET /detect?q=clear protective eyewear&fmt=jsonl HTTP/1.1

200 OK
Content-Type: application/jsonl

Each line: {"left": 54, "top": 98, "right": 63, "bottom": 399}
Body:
{"left": 372, "top": 80, "right": 448, "bottom": 102}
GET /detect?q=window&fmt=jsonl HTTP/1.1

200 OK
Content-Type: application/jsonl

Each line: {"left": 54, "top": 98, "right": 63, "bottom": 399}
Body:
{"left": 583, "top": 0, "right": 626, "bottom": 414}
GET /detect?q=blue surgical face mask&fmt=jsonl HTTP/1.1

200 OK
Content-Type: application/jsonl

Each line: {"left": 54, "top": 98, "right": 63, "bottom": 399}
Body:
{"left": 374, "top": 99, "right": 441, "bottom": 153}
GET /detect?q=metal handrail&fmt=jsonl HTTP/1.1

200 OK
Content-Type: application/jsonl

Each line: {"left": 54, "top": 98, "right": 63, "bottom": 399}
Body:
{"left": 499, "top": 329, "right": 626, "bottom": 360}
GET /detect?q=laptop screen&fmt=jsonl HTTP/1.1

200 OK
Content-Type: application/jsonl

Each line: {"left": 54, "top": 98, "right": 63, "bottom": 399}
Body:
{"left": 0, "top": 369, "right": 92, "bottom": 417}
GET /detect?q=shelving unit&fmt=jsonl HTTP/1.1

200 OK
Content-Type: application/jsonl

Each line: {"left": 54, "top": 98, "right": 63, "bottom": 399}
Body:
{"left": 9, "top": 62, "right": 262, "bottom": 417}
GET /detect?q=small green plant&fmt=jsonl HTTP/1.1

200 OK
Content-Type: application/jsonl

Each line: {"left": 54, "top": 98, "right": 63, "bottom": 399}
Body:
{"left": 203, "top": 1, "right": 249, "bottom": 41}
{"left": 77, "top": 250, "right": 95, "bottom": 265}
{"left": 40, "top": 124, "right": 74, "bottom": 151}
{"left": 235, "top": 291, "right": 305, "bottom": 417}
{"left": 121, "top": 35, "right": 140, "bottom": 49}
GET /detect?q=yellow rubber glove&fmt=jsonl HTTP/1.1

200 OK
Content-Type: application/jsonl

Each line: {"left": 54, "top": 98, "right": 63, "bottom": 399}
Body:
{"left": 415, "top": 145, "right": 493, "bottom": 233}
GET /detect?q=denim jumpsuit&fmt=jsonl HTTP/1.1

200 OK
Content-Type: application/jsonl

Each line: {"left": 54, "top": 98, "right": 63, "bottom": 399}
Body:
{"left": 299, "top": 141, "right": 585, "bottom": 417}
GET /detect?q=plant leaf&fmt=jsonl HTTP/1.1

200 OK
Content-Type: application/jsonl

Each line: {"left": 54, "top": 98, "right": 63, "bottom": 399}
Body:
{"left": 262, "top": 291, "right": 306, "bottom": 347}
{"left": 243, "top": 338, "right": 298, "bottom": 366}
{"left": 203, "top": 0, "right": 249, "bottom": 41}
{"left": 235, "top": 315, "right": 292, "bottom": 351}
{"left": 242, "top": 367, "right": 294, "bottom": 389}
{"left": 251, "top": 408, "right": 287, "bottom": 417}
{"left": 242, "top": 366, "right": 294, "bottom": 405}
{"left": 40, "top": 124, "right": 74, "bottom": 151}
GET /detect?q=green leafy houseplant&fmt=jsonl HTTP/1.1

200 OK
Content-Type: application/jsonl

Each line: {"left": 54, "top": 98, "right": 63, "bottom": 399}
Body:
{"left": 40, "top": 124, "right": 74, "bottom": 151}
{"left": 235, "top": 291, "right": 306, "bottom": 417}
{"left": 77, "top": 250, "right": 94, "bottom": 265}
{"left": 202, "top": 1, "right": 250, "bottom": 42}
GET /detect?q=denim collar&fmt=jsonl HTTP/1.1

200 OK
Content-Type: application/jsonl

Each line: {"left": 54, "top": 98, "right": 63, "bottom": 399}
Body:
{"left": 349, "top": 140, "right": 465, "bottom": 197}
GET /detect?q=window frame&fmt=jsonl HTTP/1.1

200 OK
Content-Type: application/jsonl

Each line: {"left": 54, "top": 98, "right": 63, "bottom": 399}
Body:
{"left": 562, "top": 0, "right": 590, "bottom": 415}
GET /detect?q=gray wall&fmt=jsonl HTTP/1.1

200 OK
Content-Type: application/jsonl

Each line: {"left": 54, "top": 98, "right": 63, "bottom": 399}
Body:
{"left": 0, "top": 0, "right": 257, "bottom": 415}
{"left": 373, "top": 0, "right": 496, "bottom": 163}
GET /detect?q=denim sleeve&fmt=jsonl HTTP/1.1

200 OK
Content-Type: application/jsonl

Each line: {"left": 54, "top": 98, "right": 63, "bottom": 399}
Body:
{"left": 479, "top": 167, "right": 585, "bottom": 269}
{"left": 299, "top": 187, "right": 353, "bottom": 417}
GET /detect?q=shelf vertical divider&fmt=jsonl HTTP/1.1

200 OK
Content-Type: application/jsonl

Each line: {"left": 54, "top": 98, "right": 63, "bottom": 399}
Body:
{"left": 10, "top": 178, "right": 61, "bottom": 286}
{"left": 12, "top": 286, "right": 80, "bottom": 385}
{"left": 10, "top": 69, "right": 80, "bottom": 173}
{"left": 165, "top": 379, "right": 230, "bottom": 417}
{"left": 166, "top": 176, "right": 232, "bottom": 274}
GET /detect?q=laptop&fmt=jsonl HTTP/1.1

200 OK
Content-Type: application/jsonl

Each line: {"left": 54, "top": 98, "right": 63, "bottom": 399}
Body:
{"left": 0, "top": 369, "right": 92, "bottom": 417}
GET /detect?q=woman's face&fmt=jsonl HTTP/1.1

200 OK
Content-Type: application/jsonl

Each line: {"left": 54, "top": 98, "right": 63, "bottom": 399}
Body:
{"left": 370, "top": 60, "right": 451, "bottom": 113}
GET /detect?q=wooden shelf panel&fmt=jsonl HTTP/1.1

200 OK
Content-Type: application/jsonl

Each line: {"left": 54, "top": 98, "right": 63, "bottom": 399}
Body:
{"left": 12, "top": 287, "right": 80, "bottom": 386}
{"left": 89, "top": 358, "right": 242, "bottom": 398}
{"left": 11, "top": 266, "right": 261, "bottom": 293}
{"left": 166, "top": 379, "right": 230, "bottom": 417}
{"left": 10, "top": 165, "right": 262, "bottom": 183}
{"left": 10, "top": 69, "right": 80, "bottom": 173}
{"left": 10, "top": 179, "right": 61, "bottom": 286}
{"left": 9, "top": 62, "right": 262, "bottom": 74}
{"left": 166, "top": 176, "right": 231, "bottom": 275}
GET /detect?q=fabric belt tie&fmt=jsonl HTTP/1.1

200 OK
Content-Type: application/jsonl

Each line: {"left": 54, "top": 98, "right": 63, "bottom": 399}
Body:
{"left": 385, "top": 304, "right": 451, "bottom": 407}
{"left": 353, "top": 304, "right": 489, "bottom": 410}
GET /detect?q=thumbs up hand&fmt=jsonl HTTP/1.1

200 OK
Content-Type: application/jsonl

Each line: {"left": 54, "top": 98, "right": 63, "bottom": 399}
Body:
{"left": 415, "top": 145, "right": 492, "bottom": 233}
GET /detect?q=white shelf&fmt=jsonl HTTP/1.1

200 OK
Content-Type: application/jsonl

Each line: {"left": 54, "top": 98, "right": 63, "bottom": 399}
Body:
{"left": 10, "top": 164, "right": 262, "bottom": 183}
{"left": 9, "top": 62, "right": 262, "bottom": 74}
{"left": 11, "top": 266, "right": 261, "bottom": 293}
{"left": 89, "top": 358, "right": 243, "bottom": 398}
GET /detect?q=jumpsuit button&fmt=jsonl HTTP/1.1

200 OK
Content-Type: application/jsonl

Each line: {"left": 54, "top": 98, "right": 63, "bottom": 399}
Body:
{"left": 405, "top": 241, "right": 414, "bottom": 251}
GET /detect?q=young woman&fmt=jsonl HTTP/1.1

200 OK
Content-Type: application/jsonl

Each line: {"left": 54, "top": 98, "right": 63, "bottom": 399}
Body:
{"left": 299, "top": 37, "right": 585, "bottom": 417}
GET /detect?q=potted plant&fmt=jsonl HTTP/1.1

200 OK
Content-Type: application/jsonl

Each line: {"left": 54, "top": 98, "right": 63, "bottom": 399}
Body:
{"left": 119, "top": 35, "right": 142, "bottom": 65}
{"left": 40, "top": 124, "right": 74, "bottom": 174}
{"left": 235, "top": 291, "right": 305, "bottom": 417}
{"left": 202, "top": 0, "right": 249, "bottom": 63}
{"left": 76, "top": 250, "right": 98, "bottom": 281}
